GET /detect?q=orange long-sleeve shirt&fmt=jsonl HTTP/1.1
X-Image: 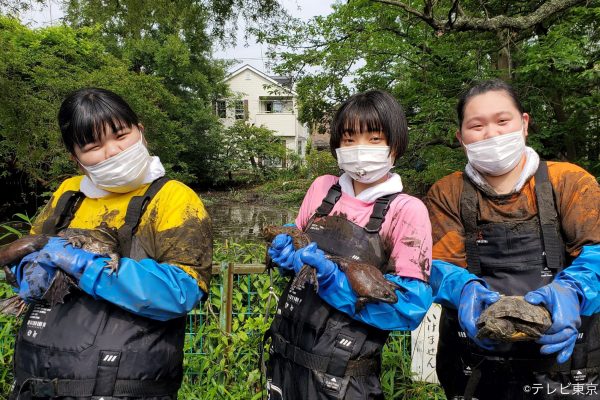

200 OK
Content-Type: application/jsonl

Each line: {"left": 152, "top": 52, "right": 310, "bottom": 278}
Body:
{"left": 425, "top": 162, "right": 600, "bottom": 268}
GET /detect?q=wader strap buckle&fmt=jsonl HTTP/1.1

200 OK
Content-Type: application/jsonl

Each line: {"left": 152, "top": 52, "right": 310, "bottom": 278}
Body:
{"left": 41, "top": 191, "right": 85, "bottom": 235}
{"left": 29, "top": 378, "right": 59, "bottom": 396}
{"left": 364, "top": 193, "right": 400, "bottom": 233}
{"left": 314, "top": 184, "right": 342, "bottom": 217}
{"left": 93, "top": 350, "right": 121, "bottom": 395}
{"left": 118, "top": 176, "right": 170, "bottom": 257}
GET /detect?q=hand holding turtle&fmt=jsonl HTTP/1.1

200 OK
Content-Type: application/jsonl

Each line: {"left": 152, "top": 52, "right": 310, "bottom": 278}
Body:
{"left": 35, "top": 237, "right": 104, "bottom": 281}
{"left": 297, "top": 243, "right": 335, "bottom": 279}
{"left": 459, "top": 280, "right": 502, "bottom": 350}
{"left": 524, "top": 275, "right": 582, "bottom": 364}
{"left": 13, "top": 252, "right": 57, "bottom": 302}
{"left": 268, "top": 234, "right": 297, "bottom": 271}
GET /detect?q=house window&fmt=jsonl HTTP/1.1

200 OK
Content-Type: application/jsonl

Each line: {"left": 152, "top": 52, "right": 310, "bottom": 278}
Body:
{"left": 215, "top": 100, "right": 226, "bottom": 118}
{"left": 234, "top": 100, "right": 245, "bottom": 120}
{"left": 261, "top": 98, "right": 293, "bottom": 113}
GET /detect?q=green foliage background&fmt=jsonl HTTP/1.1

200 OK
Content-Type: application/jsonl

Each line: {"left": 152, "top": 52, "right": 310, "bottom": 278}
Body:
{"left": 261, "top": 0, "right": 600, "bottom": 193}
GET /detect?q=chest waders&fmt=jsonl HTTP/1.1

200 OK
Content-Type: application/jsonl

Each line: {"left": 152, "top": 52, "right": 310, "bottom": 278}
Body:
{"left": 265, "top": 184, "right": 399, "bottom": 400}
{"left": 10, "top": 177, "right": 187, "bottom": 400}
{"left": 436, "top": 162, "right": 600, "bottom": 400}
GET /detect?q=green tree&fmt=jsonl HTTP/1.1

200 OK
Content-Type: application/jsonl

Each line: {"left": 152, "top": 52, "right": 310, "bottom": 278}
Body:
{"left": 217, "top": 121, "right": 286, "bottom": 183}
{"left": 61, "top": 0, "right": 292, "bottom": 185}
{"left": 0, "top": 16, "right": 211, "bottom": 216}
{"left": 62, "top": 0, "right": 231, "bottom": 183}
{"left": 261, "top": 0, "right": 600, "bottom": 189}
{"left": 0, "top": 0, "right": 43, "bottom": 16}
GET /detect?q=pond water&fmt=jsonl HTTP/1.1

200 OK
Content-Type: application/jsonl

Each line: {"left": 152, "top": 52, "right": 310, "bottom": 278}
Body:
{"left": 203, "top": 198, "right": 297, "bottom": 243}
{"left": 0, "top": 195, "right": 297, "bottom": 246}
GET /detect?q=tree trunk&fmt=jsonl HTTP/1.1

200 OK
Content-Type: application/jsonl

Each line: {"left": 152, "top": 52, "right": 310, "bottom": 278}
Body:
{"left": 496, "top": 31, "right": 511, "bottom": 80}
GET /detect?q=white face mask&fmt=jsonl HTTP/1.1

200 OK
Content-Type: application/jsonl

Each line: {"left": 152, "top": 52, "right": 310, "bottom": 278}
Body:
{"left": 81, "top": 136, "right": 151, "bottom": 193}
{"left": 463, "top": 129, "right": 525, "bottom": 176}
{"left": 335, "top": 145, "right": 394, "bottom": 184}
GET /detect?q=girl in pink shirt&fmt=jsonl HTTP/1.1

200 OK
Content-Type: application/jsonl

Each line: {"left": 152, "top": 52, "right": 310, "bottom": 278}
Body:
{"left": 265, "top": 90, "right": 432, "bottom": 400}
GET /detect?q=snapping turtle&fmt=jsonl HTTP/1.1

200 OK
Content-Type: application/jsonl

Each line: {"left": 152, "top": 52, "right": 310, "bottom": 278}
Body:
{"left": 476, "top": 296, "right": 552, "bottom": 342}
{"left": 0, "top": 224, "right": 120, "bottom": 314}
{"left": 263, "top": 225, "right": 401, "bottom": 310}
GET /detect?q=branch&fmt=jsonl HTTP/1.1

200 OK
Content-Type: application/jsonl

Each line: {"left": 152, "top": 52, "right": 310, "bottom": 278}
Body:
{"left": 369, "top": 0, "right": 587, "bottom": 33}
{"left": 452, "top": 0, "right": 587, "bottom": 32}
{"left": 370, "top": 0, "right": 444, "bottom": 31}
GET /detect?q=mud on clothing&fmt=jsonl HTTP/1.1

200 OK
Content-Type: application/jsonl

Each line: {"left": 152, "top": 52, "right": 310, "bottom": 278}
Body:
{"left": 31, "top": 175, "right": 212, "bottom": 292}
{"left": 426, "top": 162, "right": 600, "bottom": 269}
{"left": 296, "top": 175, "right": 432, "bottom": 282}
{"left": 266, "top": 175, "right": 432, "bottom": 400}
{"left": 425, "top": 161, "right": 600, "bottom": 400}
{"left": 11, "top": 176, "right": 212, "bottom": 399}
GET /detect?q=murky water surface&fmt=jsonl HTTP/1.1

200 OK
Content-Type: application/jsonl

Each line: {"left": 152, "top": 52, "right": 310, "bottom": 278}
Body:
{"left": 203, "top": 196, "right": 297, "bottom": 243}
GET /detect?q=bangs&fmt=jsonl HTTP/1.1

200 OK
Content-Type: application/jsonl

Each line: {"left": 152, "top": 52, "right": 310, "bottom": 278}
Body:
{"left": 70, "top": 102, "right": 135, "bottom": 150}
{"left": 334, "top": 102, "right": 384, "bottom": 138}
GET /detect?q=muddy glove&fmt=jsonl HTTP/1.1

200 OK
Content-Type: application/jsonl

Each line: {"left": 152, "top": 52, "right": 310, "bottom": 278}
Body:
{"left": 525, "top": 275, "right": 582, "bottom": 364}
{"left": 35, "top": 237, "right": 104, "bottom": 281}
{"left": 459, "top": 280, "right": 501, "bottom": 351}
{"left": 268, "top": 234, "right": 297, "bottom": 271}
{"left": 13, "top": 251, "right": 57, "bottom": 302}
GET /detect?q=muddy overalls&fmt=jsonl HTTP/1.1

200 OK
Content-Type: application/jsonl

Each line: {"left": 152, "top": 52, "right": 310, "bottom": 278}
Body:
{"left": 10, "top": 178, "right": 185, "bottom": 400}
{"left": 265, "top": 183, "right": 399, "bottom": 400}
{"left": 436, "top": 162, "right": 600, "bottom": 400}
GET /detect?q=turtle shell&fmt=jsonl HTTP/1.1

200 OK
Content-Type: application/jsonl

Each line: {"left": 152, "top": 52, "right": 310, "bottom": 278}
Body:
{"left": 476, "top": 296, "right": 552, "bottom": 342}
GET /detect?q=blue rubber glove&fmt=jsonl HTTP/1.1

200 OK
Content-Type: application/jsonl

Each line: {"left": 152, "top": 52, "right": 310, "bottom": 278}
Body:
{"left": 35, "top": 237, "right": 103, "bottom": 281}
{"left": 525, "top": 275, "right": 582, "bottom": 364}
{"left": 561, "top": 245, "right": 600, "bottom": 316}
{"left": 430, "top": 259, "right": 482, "bottom": 308}
{"left": 296, "top": 243, "right": 335, "bottom": 279}
{"left": 268, "top": 234, "right": 296, "bottom": 271}
{"left": 13, "top": 251, "right": 57, "bottom": 302}
{"left": 79, "top": 257, "right": 203, "bottom": 321}
{"left": 295, "top": 245, "right": 432, "bottom": 330}
{"left": 459, "top": 280, "right": 501, "bottom": 351}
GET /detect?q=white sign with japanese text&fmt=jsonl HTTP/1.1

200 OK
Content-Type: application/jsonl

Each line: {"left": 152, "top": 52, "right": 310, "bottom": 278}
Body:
{"left": 410, "top": 303, "right": 441, "bottom": 383}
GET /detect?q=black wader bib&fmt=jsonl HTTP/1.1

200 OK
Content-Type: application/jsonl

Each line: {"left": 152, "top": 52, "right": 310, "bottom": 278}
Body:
{"left": 437, "top": 162, "right": 600, "bottom": 400}
{"left": 265, "top": 184, "right": 399, "bottom": 400}
{"left": 11, "top": 177, "right": 185, "bottom": 400}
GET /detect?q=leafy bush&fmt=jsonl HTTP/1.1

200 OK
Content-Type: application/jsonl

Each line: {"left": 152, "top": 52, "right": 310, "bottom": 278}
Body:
{"left": 305, "top": 149, "right": 339, "bottom": 179}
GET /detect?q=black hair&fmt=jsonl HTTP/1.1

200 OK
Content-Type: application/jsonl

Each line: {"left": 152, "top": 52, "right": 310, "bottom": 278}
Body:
{"left": 330, "top": 90, "right": 408, "bottom": 162}
{"left": 457, "top": 79, "right": 524, "bottom": 128}
{"left": 58, "top": 88, "right": 140, "bottom": 155}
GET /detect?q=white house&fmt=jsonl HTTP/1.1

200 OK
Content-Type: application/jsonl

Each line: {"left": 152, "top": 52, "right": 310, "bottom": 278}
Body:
{"left": 217, "top": 64, "right": 309, "bottom": 160}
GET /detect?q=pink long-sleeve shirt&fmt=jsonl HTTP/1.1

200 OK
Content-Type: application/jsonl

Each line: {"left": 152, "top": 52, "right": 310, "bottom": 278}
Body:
{"left": 295, "top": 175, "right": 432, "bottom": 281}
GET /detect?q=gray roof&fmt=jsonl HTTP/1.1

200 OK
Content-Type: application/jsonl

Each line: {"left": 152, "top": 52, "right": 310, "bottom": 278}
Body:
{"left": 269, "top": 75, "right": 293, "bottom": 88}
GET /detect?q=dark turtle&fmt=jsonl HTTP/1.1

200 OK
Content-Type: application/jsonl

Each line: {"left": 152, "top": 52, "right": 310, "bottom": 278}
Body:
{"left": 58, "top": 224, "right": 121, "bottom": 273}
{"left": 476, "top": 296, "right": 552, "bottom": 342}
{"left": 262, "top": 225, "right": 401, "bottom": 310}
{"left": 262, "top": 225, "right": 316, "bottom": 292}
{"left": 0, "top": 223, "right": 120, "bottom": 314}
